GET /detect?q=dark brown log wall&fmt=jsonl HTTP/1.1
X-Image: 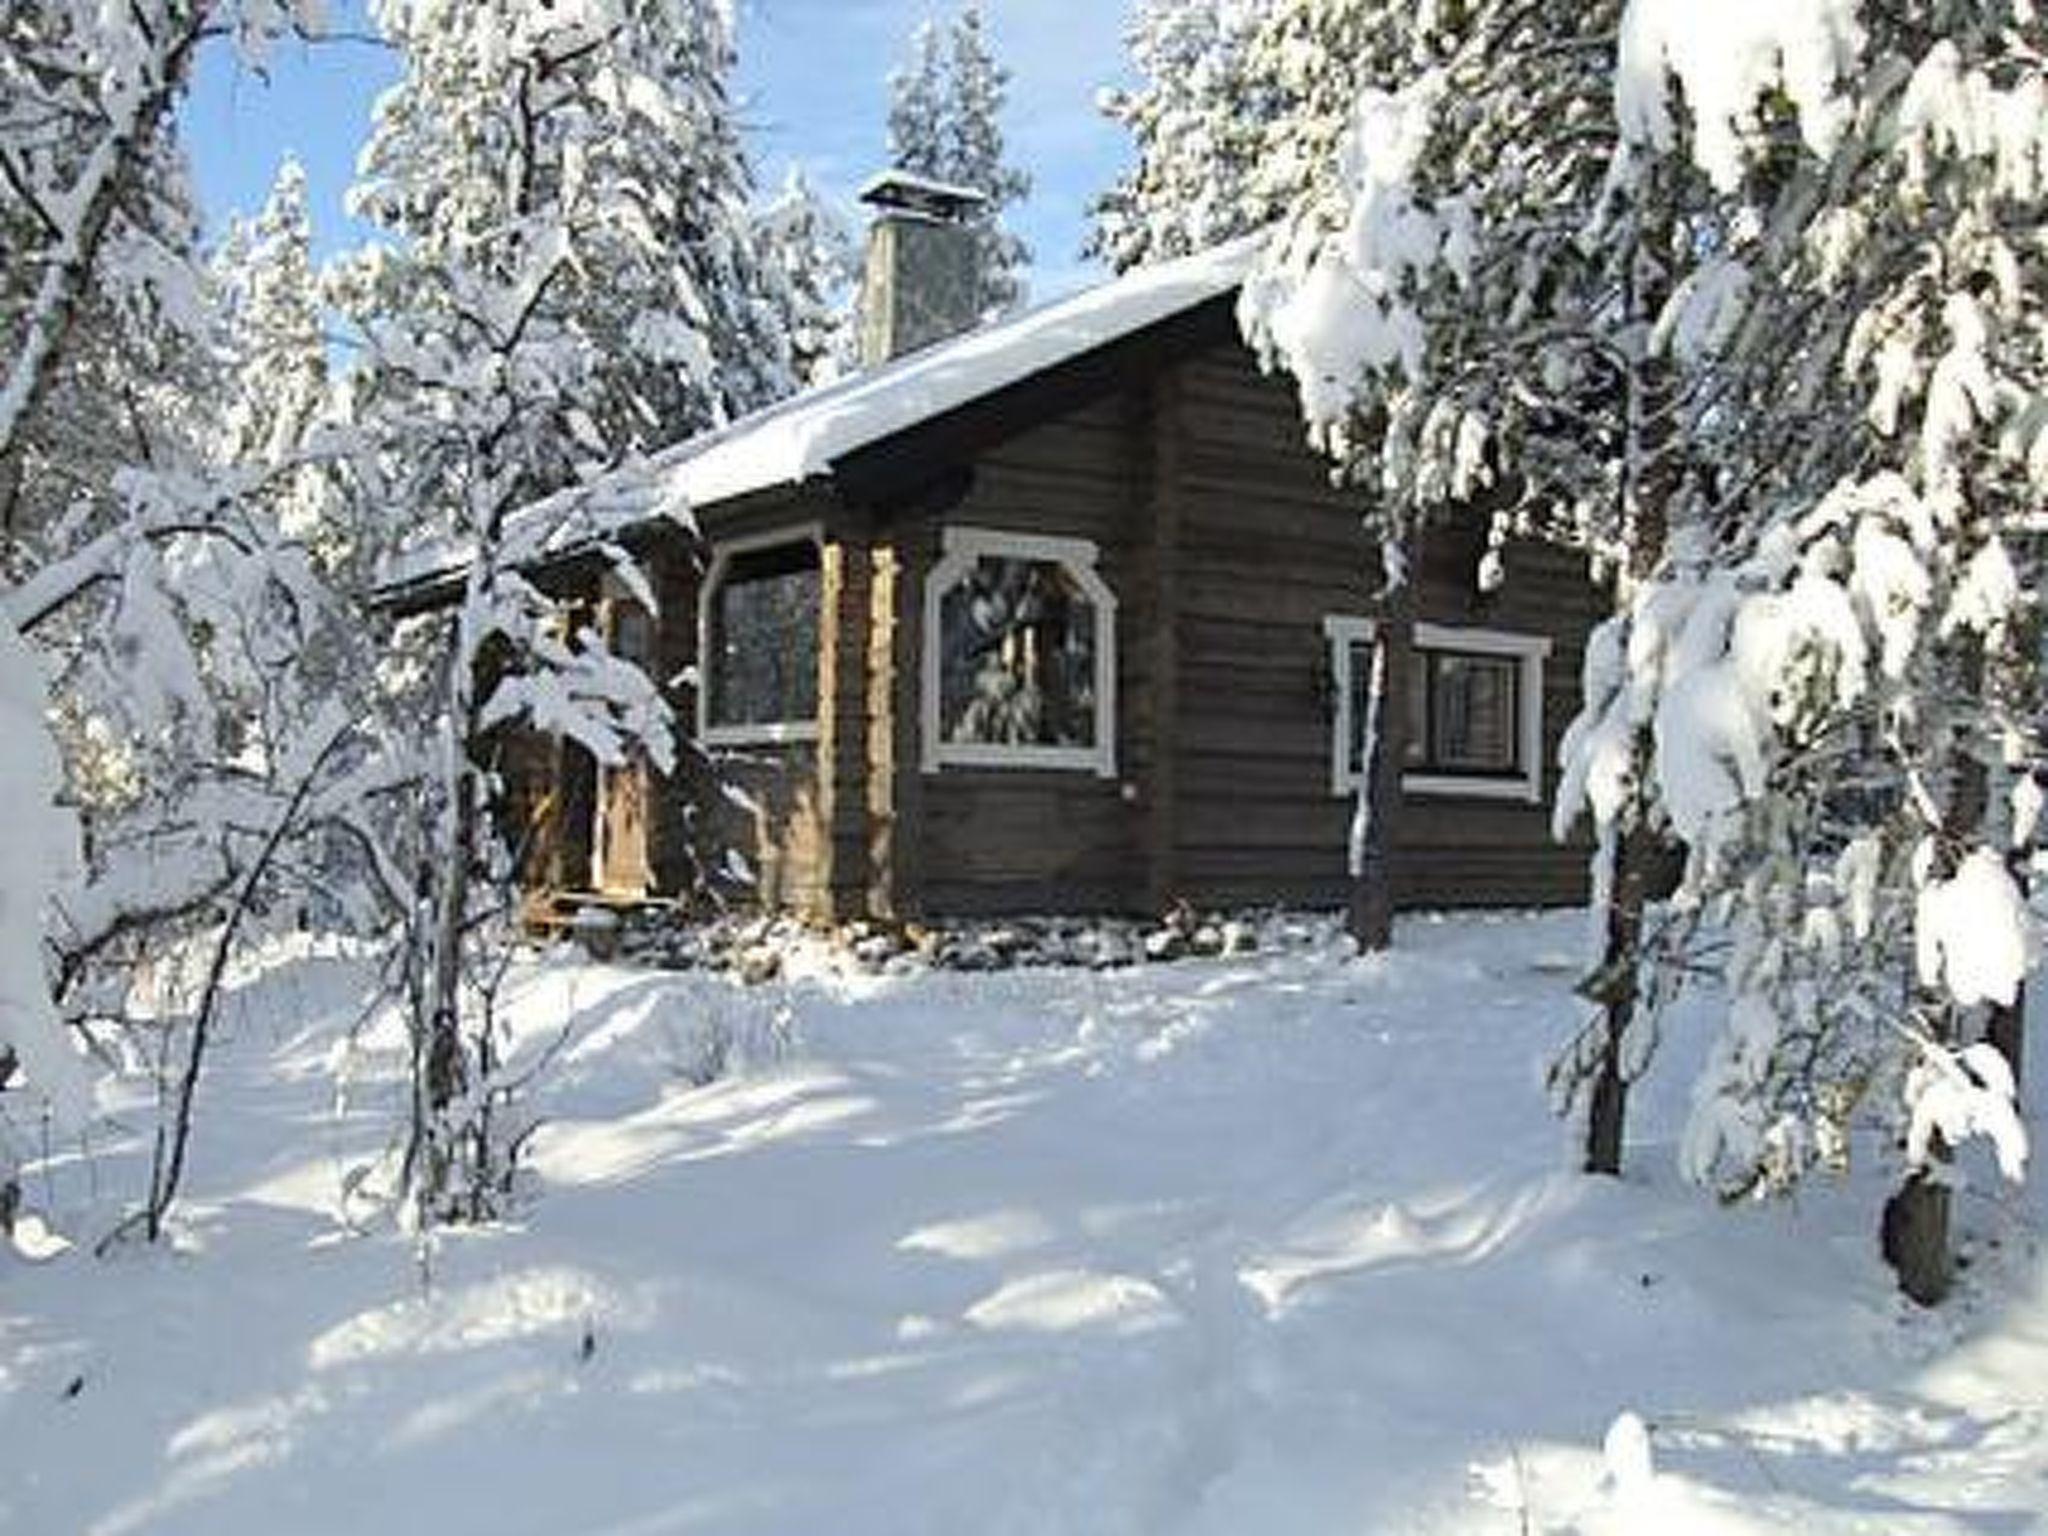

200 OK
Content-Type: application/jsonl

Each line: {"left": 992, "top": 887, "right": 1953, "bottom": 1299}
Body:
{"left": 1167, "top": 343, "right": 1376, "bottom": 909}
{"left": 870, "top": 332, "right": 1602, "bottom": 919}
{"left": 889, "top": 389, "right": 1153, "bottom": 918}
{"left": 1162, "top": 340, "right": 1602, "bottom": 912}
{"left": 1397, "top": 531, "right": 1606, "bottom": 910}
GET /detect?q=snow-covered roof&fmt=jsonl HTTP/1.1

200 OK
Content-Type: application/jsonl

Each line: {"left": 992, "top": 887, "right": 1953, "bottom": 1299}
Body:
{"left": 654, "top": 230, "right": 1259, "bottom": 510}
{"left": 380, "top": 232, "right": 1263, "bottom": 599}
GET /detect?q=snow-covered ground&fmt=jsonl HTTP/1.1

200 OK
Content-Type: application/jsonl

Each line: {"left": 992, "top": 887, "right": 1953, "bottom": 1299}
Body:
{"left": 4, "top": 910, "right": 2044, "bottom": 1534}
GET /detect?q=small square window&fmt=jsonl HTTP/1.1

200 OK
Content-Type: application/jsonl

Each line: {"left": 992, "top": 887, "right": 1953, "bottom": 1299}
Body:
{"left": 1413, "top": 649, "right": 1520, "bottom": 776}
{"left": 1326, "top": 617, "right": 1549, "bottom": 802}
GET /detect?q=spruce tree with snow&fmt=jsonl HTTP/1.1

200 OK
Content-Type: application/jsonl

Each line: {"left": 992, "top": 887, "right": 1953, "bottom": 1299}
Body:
{"left": 886, "top": 19, "right": 950, "bottom": 185}
{"left": 752, "top": 166, "right": 859, "bottom": 388}
{"left": 216, "top": 159, "right": 325, "bottom": 471}
{"left": 344, "top": 0, "right": 793, "bottom": 480}
{"left": 943, "top": 7, "right": 1030, "bottom": 312}
{"left": 1090, "top": 0, "right": 1277, "bottom": 271}
{"left": 1551, "top": 0, "right": 2042, "bottom": 1301}
{"left": 210, "top": 155, "right": 365, "bottom": 584}
{"left": 214, "top": 164, "right": 329, "bottom": 458}
{"left": 884, "top": 4, "right": 1031, "bottom": 317}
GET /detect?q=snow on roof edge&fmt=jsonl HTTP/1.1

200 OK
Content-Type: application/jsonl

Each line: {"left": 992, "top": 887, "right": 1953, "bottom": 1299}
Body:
{"left": 374, "top": 231, "right": 1267, "bottom": 599}
{"left": 857, "top": 168, "right": 988, "bottom": 208}
{"left": 668, "top": 230, "right": 1264, "bottom": 510}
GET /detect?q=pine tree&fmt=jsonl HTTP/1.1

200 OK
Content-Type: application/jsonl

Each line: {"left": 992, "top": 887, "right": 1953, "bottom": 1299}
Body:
{"left": 884, "top": 4, "right": 1031, "bottom": 316}
{"left": 218, "top": 158, "right": 326, "bottom": 474}
{"left": 212, "top": 156, "right": 355, "bottom": 573}
{"left": 1230, "top": 0, "right": 2034, "bottom": 1297}
{"left": 752, "top": 166, "right": 858, "bottom": 388}
{"left": 886, "top": 20, "right": 949, "bottom": 180}
{"left": 1090, "top": 0, "right": 1277, "bottom": 271}
{"left": 942, "top": 7, "right": 1030, "bottom": 313}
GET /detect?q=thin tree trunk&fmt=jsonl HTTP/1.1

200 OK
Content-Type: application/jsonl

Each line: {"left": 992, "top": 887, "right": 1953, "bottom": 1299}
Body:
{"left": 1988, "top": 985, "right": 2024, "bottom": 1091}
{"left": 145, "top": 725, "right": 349, "bottom": 1240}
{"left": 1579, "top": 492, "right": 1673, "bottom": 1170}
{"left": 410, "top": 611, "right": 484, "bottom": 1219}
{"left": 1882, "top": 1154, "right": 1952, "bottom": 1307}
{"left": 1348, "top": 570, "right": 1413, "bottom": 952}
{"left": 1583, "top": 828, "right": 1657, "bottom": 1174}
{"left": 1570, "top": 151, "right": 1681, "bottom": 1175}
{"left": 425, "top": 704, "right": 479, "bottom": 1115}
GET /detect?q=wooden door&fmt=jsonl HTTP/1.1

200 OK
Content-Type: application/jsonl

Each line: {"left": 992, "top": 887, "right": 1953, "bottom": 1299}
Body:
{"left": 593, "top": 595, "right": 655, "bottom": 898}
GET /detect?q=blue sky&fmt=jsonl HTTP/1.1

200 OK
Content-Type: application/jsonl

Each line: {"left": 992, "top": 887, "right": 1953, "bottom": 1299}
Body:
{"left": 183, "top": 0, "right": 1138, "bottom": 302}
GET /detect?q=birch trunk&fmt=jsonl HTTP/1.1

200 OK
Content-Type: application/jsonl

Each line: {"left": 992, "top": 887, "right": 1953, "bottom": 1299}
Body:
{"left": 1348, "top": 554, "right": 1413, "bottom": 952}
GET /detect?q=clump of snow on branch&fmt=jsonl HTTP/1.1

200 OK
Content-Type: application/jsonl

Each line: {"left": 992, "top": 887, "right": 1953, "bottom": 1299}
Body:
{"left": 1650, "top": 257, "right": 1752, "bottom": 367}
{"left": 1091, "top": 0, "right": 1274, "bottom": 271}
{"left": 1905, "top": 1041, "right": 2027, "bottom": 1184}
{"left": 1239, "top": 73, "right": 1473, "bottom": 455}
{"left": 1615, "top": 0, "right": 1864, "bottom": 190}
{"left": 1914, "top": 849, "right": 2029, "bottom": 1012}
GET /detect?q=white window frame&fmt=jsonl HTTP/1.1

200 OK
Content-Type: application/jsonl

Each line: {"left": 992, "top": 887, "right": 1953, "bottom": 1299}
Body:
{"left": 697, "top": 523, "right": 824, "bottom": 748}
{"left": 1324, "top": 616, "right": 1550, "bottom": 803}
{"left": 922, "top": 525, "right": 1118, "bottom": 777}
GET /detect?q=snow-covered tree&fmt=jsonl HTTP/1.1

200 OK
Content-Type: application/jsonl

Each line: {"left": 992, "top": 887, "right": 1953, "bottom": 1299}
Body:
{"left": 1091, "top": 0, "right": 1281, "bottom": 271}
{"left": 752, "top": 166, "right": 858, "bottom": 388}
{"left": 344, "top": 0, "right": 793, "bottom": 485}
{"left": 944, "top": 7, "right": 1030, "bottom": 311}
{"left": 1231, "top": 0, "right": 2034, "bottom": 1300}
{"left": 1, "top": 0, "right": 355, "bottom": 1250}
{"left": 887, "top": 19, "right": 950, "bottom": 181}
{"left": 1552, "top": 0, "right": 2041, "bottom": 1301}
{"left": 0, "top": 621, "right": 86, "bottom": 1246}
{"left": 209, "top": 154, "right": 377, "bottom": 614}
{"left": 336, "top": 0, "right": 724, "bottom": 1223}
{"left": 885, "top": 4, "right": 1031, "bottom": 316}
{"left": 217, "top": 159, "right": 326, "bottom": 469}
{"left": 1, "top": 10, "right": 219, "bottom": 558}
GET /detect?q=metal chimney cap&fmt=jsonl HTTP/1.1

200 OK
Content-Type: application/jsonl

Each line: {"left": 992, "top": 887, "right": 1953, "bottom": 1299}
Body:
{"left": 857, "top": 169, "right": 988, "bottom": 222}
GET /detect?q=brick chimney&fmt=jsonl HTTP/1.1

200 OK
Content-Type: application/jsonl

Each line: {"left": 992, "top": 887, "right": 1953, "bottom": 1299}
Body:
{"left": 856, "top": 169, "right": 987, "bottom": 367}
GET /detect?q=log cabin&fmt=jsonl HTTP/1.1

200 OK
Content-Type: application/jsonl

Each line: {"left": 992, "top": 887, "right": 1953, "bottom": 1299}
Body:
{"left": 381, "top": 173, "right": 1605, "bottom": 928}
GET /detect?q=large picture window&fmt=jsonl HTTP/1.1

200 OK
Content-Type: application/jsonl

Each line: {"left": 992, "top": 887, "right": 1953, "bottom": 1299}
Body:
{"left": 922, "top": 527, "right": 1118, "bottom": 775}
{"left": 700, "top": 530, "right": 822, "bottom": 745}
{"left": 1325, "top": 617, "right": 1549, "bottom": 802}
